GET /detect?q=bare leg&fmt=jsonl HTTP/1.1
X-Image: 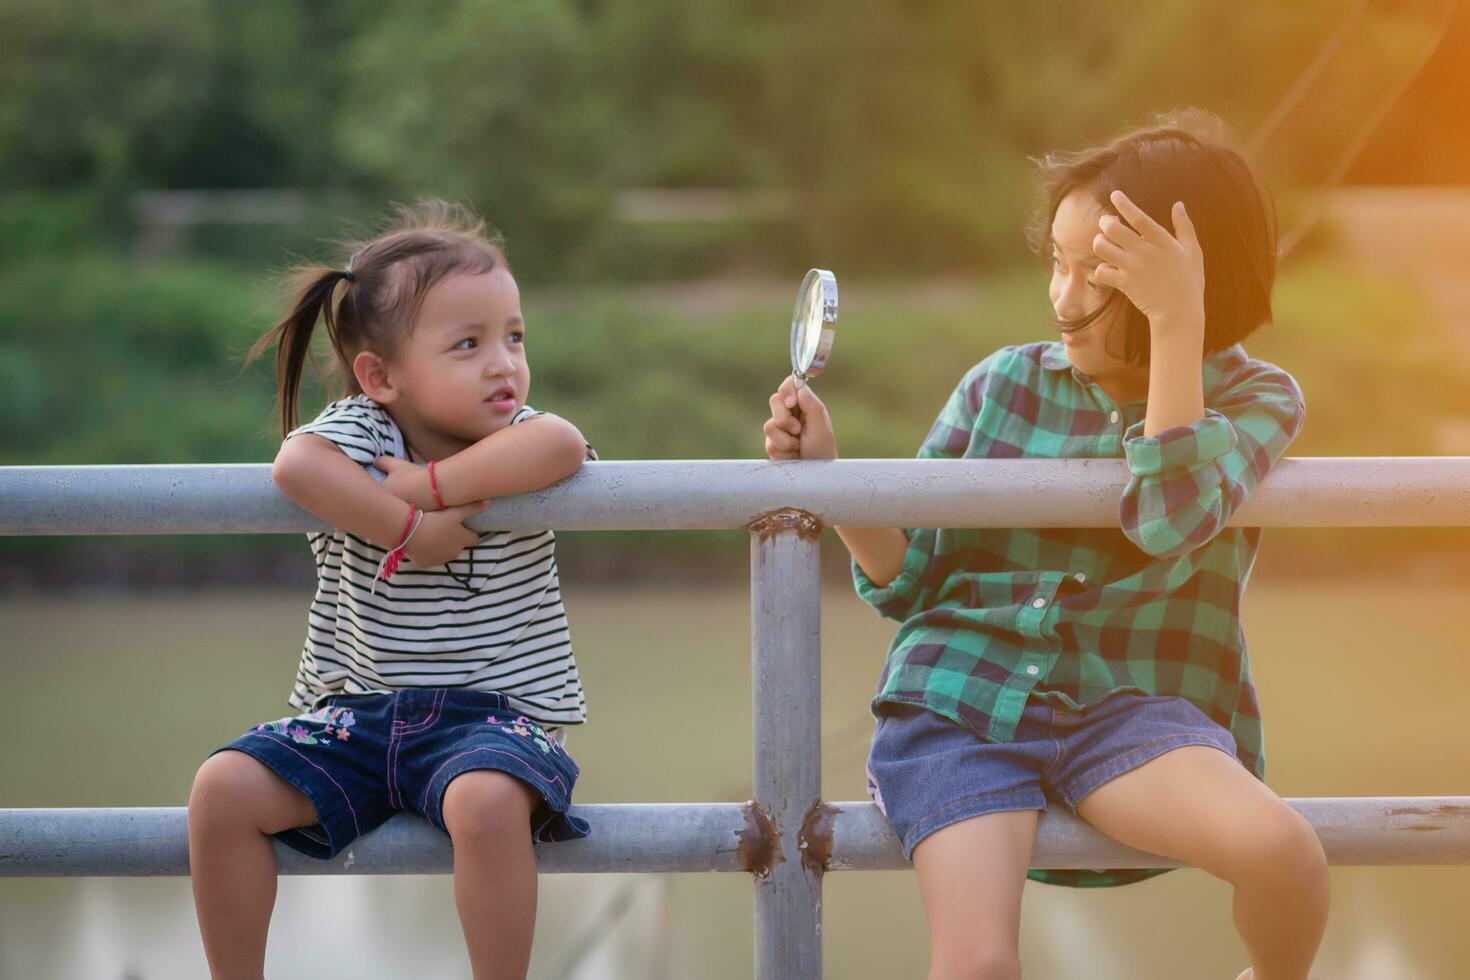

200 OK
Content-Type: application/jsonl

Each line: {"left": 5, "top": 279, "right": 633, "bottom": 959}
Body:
{"left": 442, "top": 770, "right": 541, "bottom": 980}
{"left": 1075, "top": 746, "right": 1329, "bottom": 980}
{"left": 911, "top": 809, "right": 1040, "bottom": 980}
{"left": 188, "top": 750, "right": 319, "bottom": 980}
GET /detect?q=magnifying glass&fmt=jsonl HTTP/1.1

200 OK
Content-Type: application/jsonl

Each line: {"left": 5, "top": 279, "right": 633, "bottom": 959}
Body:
{"left": 789, "top": 268, "right": 838, "bottom": 418}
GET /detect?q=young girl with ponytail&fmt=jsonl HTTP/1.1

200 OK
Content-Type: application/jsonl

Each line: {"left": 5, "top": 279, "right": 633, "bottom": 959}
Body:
{"left": 188, "top": 201, "right": 593, "bottom": 980}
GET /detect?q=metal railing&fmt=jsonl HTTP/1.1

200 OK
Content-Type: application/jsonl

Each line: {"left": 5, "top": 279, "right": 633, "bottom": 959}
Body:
{"left": 4, "top": 458, "right": 1470, "bottom": 979}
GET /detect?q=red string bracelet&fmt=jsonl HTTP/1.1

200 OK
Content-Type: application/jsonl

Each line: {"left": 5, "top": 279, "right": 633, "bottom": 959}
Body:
{"left": 427, "top": 459, "right": 447, "bottom": 510}
{"left": 373, "top": 502, "right": 423, "bottom": 593}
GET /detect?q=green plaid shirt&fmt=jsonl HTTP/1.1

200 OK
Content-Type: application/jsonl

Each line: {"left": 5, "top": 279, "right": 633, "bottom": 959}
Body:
{"left": 856, "top": 341, "right": 1304, "bottom": 887}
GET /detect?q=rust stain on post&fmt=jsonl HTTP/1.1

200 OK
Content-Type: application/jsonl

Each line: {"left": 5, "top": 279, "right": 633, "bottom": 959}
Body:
{"left": 798, "top": 801, "right": 841, "bottom": 877}
{"left": 738, "top": 800, "right": 781, "bottom": 879}
{"left": 746, "top": 508, "right": 822, "bottom": 541}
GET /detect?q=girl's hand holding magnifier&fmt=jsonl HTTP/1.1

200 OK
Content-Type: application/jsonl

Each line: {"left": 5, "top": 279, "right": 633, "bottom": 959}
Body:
{"left": 766, "top": 267, "right": 839, "bottom": 460}
{"left": 764, "top": 376, "right": 837, "bottom": 460}
{"left": 1092, "top": 189, "right": 1206, "bottom": 338}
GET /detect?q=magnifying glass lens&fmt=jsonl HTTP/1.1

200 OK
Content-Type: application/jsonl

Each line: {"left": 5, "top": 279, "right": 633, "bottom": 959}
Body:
{"left": 797, "top": 288, "right": 822, "bottom": 372}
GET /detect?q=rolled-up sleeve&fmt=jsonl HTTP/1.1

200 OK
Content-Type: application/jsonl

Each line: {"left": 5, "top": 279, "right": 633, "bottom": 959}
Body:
{"left": 853, "top": 357, "right": 993, "bottom": 620}
{"left": 1118, "top": 366, "right": 1304, "bottom": 558}
{"left": 854, "top": 528, "right": 935, "bottom": 622}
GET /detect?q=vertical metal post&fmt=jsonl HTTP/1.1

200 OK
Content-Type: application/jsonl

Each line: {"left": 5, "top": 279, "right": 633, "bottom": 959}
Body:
{"left": 749, "top": 509, "right": 823, "bottom": 980}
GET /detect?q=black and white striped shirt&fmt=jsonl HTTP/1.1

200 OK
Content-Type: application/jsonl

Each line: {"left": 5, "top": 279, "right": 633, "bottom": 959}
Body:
{"left": 284, "top": 395, "right": 588, "bottom": 727}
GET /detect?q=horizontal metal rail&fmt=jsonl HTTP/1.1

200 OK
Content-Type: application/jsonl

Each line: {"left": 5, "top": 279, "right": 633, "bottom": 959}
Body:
{"left": 4, "top": 457, "right": 1470, "bottom": 535}
{"left": 7, "top": 455, "right": 1469, "bottom": 978}
{"left": 3, "top": 799, "right": 1467, "bottom": 877}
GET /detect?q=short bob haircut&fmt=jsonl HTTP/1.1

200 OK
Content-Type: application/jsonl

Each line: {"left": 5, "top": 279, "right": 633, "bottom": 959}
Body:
{"left": 1028, "top": 109, "right": 1278, "bottom": 365}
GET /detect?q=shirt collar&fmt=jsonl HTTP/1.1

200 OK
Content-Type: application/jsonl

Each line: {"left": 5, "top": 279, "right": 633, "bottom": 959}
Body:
{"left": 1039, "top": 340, "right": 1248, "bottom": 397}
{"left": 1039, "top": 341, "right": 1071, "bottom": 371}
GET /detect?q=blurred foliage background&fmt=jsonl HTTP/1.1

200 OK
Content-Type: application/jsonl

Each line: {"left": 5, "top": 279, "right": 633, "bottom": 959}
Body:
{"left": 3, "top": 0, "right": 1469, "bottom": 580}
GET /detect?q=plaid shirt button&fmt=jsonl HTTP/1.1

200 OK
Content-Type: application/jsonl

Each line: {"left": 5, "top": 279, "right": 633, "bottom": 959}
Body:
{"left": 1025, "top": 665, "right": 1040, "bottom": 676}
{"left": 1030, "top": 596, "right": 1046, "bottom": 609}
{"left": 1073, "top": 572, "right": 1087, "bottom": 583}
{"left": 1109, "top": 410, "right": 1121, "bottom": 424}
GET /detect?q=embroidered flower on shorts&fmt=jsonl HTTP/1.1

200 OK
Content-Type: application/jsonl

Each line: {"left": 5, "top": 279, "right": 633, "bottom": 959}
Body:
{"left": 488, "top": 713, "right": 560, "bottom": 753}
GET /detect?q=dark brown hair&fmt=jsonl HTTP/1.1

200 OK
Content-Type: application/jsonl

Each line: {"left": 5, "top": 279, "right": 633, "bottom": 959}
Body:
{"left": 1028, "top": 109, "right": 1277, "bottom": 365}
{"left": 249, "top": 200, "right": 509, "bottom": 436}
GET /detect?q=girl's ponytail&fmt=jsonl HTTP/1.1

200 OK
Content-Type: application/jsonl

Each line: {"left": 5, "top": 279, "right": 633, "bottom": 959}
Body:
{"left": 248, "top": 268, "right": 354, "bottom": 438}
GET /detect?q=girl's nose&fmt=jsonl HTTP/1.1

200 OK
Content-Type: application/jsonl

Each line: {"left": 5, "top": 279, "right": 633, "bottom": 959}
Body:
{"left": 1056, "top": 277, "right": 1093, "bottom": 321}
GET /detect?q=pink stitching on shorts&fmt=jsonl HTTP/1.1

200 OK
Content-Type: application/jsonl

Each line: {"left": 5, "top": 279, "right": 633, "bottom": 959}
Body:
{"left": 388, "top": 689, "right": 447, "bottom": 809}
{"left": 397, "top": 689, "right": 446, "bottom": 734}
{"left": 388, "top": 721, "right": 408, "bottom": 809}
{"left": 387, "top": 731, "right": 401, "bottom": 809}
{"left": 244, "top": 731, "right": 361, "bottom": 838}
{"left": 420, "top": 746, "right": 568, "bottom": 815}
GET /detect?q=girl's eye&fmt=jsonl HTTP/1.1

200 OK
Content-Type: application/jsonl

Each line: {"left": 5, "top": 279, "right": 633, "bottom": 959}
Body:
{"left": 508, "top": 331, "right": 525, "bottom": 345}
{"left": 453, "top": 337, "right": 477, "bottom": 351}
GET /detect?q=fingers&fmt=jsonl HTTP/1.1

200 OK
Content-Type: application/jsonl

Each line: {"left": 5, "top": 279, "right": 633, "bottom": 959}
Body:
{"left": 1091, "top": 231, "right": 1129, "bottom": 267}
{"left": 764, "top": 439, "right": 799, "bottom": 461}
{"left": 795, "top": 384, "right": 826, "bottom": 419}
{"left": 1096, "top": 213, "right": 1144, "bottom": 253}
{"left": 765, "top": 378, "right": 830, "bottom": 460}
{"left": 446, "top": 499, "right": 490, "bottom": 521}
{"left": 1171, "top": 201, "right": 1200, "bottom": 253}
{"left": 763, "top": 417, "right": 800, "bottom": 457}
{"left": 1093, "top": 263, "right": 1124, "bottom": 290}
{"left": 1109, "top": 190, "right": 1169, "bottom": 244}
{"left": 768, "top": 391, "right": 801, "bottom": 435}
{"left": 375, "top": 455, "right": 407, "bottom": 471}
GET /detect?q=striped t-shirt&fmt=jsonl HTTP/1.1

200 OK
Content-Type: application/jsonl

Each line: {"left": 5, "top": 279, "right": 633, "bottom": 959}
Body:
{"left": 284, "top": 395, "right": 589, "bottom": 727}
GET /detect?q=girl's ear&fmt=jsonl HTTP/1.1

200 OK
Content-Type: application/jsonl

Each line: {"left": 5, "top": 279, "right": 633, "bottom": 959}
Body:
{"left": 353, "top": 350, "right": 399, "bottom": 404}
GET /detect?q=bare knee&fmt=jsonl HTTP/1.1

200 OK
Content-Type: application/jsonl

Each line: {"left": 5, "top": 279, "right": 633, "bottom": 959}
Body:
{"left": 1223, "top": 804, "right": 1328, "bottom": 892}
{"left": 189, "top": 751, "right": 315, "bottom": 837}
{"left": 189, "top": 752, "right": 254, "bottom": 827}
{"left": 442, "top": 770, "right": 537, "bottom": 847}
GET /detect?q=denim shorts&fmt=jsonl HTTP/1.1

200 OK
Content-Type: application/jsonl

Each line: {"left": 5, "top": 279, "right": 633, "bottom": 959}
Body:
{"left": 213, "top": 688, "right": 588, "bottom": 859}
{"left": 865, "top": 690, "right": 1238, "bottom": 860}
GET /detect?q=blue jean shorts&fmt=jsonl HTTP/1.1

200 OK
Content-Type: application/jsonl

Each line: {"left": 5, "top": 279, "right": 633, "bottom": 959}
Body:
{"left": 866, "top": 690, "right": 1238, "bottom": 860}
{"left": 213, "top": 688, "right": 589, "bottom": 859}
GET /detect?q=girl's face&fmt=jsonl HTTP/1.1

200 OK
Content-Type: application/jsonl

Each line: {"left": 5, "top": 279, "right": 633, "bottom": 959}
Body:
{"left": 387, "top": 267, "right": 531, "bottom": 445}
{"left": 1048, "top": 190, "right": 1143, "bottom": 389}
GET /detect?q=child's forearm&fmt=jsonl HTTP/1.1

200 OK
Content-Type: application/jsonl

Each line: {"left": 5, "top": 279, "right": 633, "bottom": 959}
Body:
{"left": 273, "top": 435, "right": 415, "bottom": 548}
{"left": 433, "top": 415, "right": 588, "bottom": 506}
{"left": 1142, "top": 319, "right": 1207, "bottom": 437}
{"left": 835, "top": 526, "right": 910, "bottom": 587}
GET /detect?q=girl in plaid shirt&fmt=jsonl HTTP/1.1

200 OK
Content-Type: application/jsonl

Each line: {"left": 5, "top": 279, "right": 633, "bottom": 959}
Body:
{"left": 765, "top": 111, "right": 1321, "bottom": 980}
